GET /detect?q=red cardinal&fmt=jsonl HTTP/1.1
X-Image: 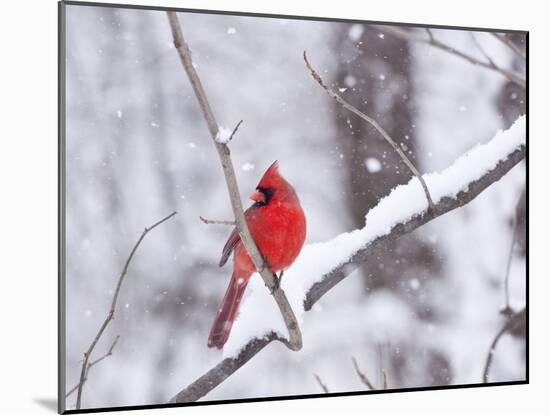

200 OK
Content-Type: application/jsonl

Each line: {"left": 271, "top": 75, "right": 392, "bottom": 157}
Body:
{"left": 208, "top": 161, "right": 306, "bottom": 349}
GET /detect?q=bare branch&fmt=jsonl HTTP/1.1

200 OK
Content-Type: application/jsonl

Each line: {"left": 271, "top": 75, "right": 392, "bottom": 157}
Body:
{"left": 66, "top": 335, "right": 120, "bottom": 398}
{"left": 380, "top": 26, "right": 526, "bottom": 88}
{"left": 483, "top": 308, "right": 526, "bottom": 383}
{"left": 75, "top": 211, "right": 177, "bottom": 409}
{"left": 166, "top": 11, "right": 302, "bottom": 351}
{"left": 352, "top": 357, "right": 376, "bottom": 390}
{"left": 88, "top": 334, "right": 120, "bottom": 367}
{"left": 502, "top": 187, "right": 525, "bottom": 317}
{"left": 226, "top": 120, "right": 244, "bottom": 143}
{"left": 382, "top": 371, "right": 389, "bottom": 390}
{"left": 314, "top": 374, "right": 329, "bottom": 393}
{"left": 169, "top": 141, "right": 525, "bottom": 403}
{"left": 199, "top": 216, "right": 236, "bottom": 226}
{"left": 303, "top": 51, "right": 435, "bottom": 212}
{"left": 425, "top": 27, "right": 435, "bottom": 42}
{"left": 491, "top": 33, "right": 526, "bottom": 61}
{"left": 470, "top": 33, "right": 496, "bottom": 67}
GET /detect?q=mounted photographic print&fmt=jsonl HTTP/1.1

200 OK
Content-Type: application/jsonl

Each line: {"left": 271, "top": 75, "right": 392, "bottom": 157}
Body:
{"left": 58, "top": 1, "right": 528, "bottom": 413}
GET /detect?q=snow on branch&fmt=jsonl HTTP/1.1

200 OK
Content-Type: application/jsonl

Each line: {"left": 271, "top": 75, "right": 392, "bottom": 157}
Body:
{"left": 215, "top": 120, "right": 243, "bottom": 144}
{"left": 169, "top": 116, "right": 525, "bottom": 403}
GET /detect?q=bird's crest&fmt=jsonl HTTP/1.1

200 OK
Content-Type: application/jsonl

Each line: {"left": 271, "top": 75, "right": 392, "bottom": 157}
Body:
{"left": 257, "top": 161, "right": 283, "bottom": 189}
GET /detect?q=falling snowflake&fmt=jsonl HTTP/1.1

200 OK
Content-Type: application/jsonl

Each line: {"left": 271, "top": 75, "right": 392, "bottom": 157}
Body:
{"left": 348, "top": 24, "right": 364, "bottom": 41}
{"left": 365, "top": 157, "right": 382, "bottom": 173}
{"left": 344, "top": 75, "right": 357, "bottom": 87}
{"left": 242, "top": 162, "right": 255, "bottom": 172}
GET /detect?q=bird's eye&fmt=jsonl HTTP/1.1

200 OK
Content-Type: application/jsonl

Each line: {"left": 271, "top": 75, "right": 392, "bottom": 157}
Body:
{"left": 261, "top": 187, "right": 275, "bottom": 201}
{"left": 254, "top": 187, "right": 275, "bottom": 207}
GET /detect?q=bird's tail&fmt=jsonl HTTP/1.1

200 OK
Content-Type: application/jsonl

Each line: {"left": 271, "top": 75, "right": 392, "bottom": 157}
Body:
{"left": 208, "top": 273, "right": 249, "bottom": 349}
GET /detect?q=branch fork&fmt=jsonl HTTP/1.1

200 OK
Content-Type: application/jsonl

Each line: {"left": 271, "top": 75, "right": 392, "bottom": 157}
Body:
{"left": 379, "top": 26, "right": 526, "bottom": 88}
{"left": 74, "top": 211, "right": 177, "bottom": 409}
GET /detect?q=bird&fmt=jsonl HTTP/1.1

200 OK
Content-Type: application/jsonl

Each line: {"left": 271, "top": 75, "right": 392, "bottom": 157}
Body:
{"left": 208, "top": 161, "right": 306, "bottom": 349}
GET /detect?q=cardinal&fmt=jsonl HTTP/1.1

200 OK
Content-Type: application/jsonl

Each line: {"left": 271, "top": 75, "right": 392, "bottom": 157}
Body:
{"left": 208, "top": 161, "right": 306, "bottom": 349}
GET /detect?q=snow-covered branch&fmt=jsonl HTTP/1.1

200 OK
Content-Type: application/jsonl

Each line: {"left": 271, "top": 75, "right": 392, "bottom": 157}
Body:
{"left": 169, "top": 116, "right": 526, "bottom": 403}
{"left": 166, "top": 11, "right": 302, "bottom": 351}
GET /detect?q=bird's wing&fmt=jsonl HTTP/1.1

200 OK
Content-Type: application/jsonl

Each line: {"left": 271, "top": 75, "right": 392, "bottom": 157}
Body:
{"left": 219, "top": 227, "right": 240, "bottom": 267}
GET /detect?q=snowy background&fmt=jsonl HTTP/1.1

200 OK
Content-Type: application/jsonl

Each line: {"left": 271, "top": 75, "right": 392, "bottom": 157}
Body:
{"left": 63, "top": 4, "right": 526, "bottom": 410}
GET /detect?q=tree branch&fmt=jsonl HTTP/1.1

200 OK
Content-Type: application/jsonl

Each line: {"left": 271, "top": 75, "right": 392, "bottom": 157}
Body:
{"left": 75, "top": 211, "right": 177, "bottom": 409}
{"left": 482, "top": 308, "right": 526, "bottom": 383}
{"left": 304, "top": 144, "right": 525, "bottom": 310}
{"left": 199, "top": 216, "right": 236, "bottom": 226}
{"left": 224, "top": 120, "right": 244, "bottom": 144}
{"left": 470, "top": 33, "right": 496, "bottom": 68}
{"left": 351, "top": 356, "right": 389, "bottom": 390}
{"left": 314, "top": 374, "right": 329, "bottom": 393}
{"left": 501, "top": 186, "right": 525, "bottom": 317}
{"left": 491, "top": 33, "right": 526, "bottom": 61}
{"left": 351, "top": 357, "right": 376, "bottom": 390}
{"left": 169, "top": 139, "right": 525, "bottom": 403}
{"left": 166, "top": 11, "right": 302, "bottom": 351}
{"left": 380, "top": 26, "right": 526, "bottom": 88}
{"left": 303, "top": 51, "right": 436, "bottom": 212}
{"left": 66, "top": 335, "right": 120, "bottom": 398}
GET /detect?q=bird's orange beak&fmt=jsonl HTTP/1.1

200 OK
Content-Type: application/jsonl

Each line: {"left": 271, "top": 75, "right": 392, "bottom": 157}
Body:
{"left": 249, "top": 190, "right": 265, "bottom": 203}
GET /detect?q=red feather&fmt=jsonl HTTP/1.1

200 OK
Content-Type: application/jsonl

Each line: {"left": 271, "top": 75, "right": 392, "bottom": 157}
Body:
{"left": 208, "top": 161, "right": 306, "bottom": 349}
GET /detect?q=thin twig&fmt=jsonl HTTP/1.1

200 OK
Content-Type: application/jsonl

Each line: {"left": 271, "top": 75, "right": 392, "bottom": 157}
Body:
{"left": 66, "top": 336, "right": 120, "bottom": 398}
{"left": 501, "top": 187, "right": 525, "bottom": 317}
{"left": 199, "top": 216, "right": 236, "bottom": 226}
{"left": 470, "top": 33, "right": 496, "bottom": 67}
{"left": 382, "top": 371, "right": 389, "bottom": 389}
{"left": 314, "top": 374, "right": 329, "bottom": 393}
{"left": 75, "top": 211, "right": 177, "bottom": 409}
{"left": 426, "top": 28, "right": 435, "bottom": 42}
{"left": 166, "top": 11, "right": 302, "bottom": 351}
{"left": 491, "top": 33, "right": 526, "bottom": 61}
{"left": 226, "top": 120, "right": 243, "bottom": 143}
{"left": 352, "top": 357, "right": 390, "bottom": 390}
{"left": 380, "top": 26, "right": 526, "bottom": 88}
{"left": 303, "top": 51, "right": 435, "bottom": 211}
{"left": 352, "top": 357, "right": 376, "bottom": 390}
{"left": 169, "top": 143, "right": 525, "bottom": 403}
{"left": 483, "top": 308, "right": 526, "bottom": 383}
